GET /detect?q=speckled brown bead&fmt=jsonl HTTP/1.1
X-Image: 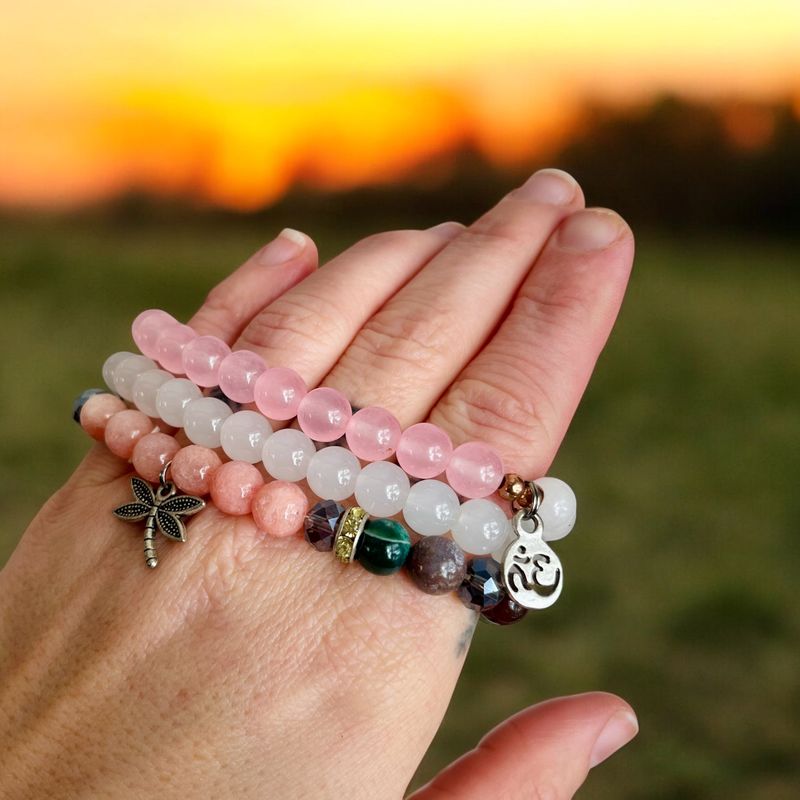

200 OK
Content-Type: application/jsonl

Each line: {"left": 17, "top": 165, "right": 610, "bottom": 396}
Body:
{"left": 481, "top": 594, "right": 528, "bottom": 626}
{"left": 407, "top": 536, "right": 467, "bottom": 595}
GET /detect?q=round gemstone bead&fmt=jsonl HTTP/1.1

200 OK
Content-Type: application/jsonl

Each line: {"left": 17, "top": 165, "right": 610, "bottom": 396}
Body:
{"left": 345, "top": 406, "right": 401, "bottom": 461}
{"left": 154, "top": 324, "right": 197, "bottom": 374}
{"left": 482, "top": 594, "right": 528, "bottom": 626}
{"left": 354, "top": 461, "right": 410, "bottom": 517}
{"left": 304, "top": 499, "right": 345, "bottom": 551}
{"left": 182, "top": 335, "right": 231, "bottom": 388}
{"left": 155, "top": 378, "right": 202, "bottom": 427}
{"left": 253, "top": 367, "right": 307, "bottom": 420}
{"left": 219, "top": 410, "right": 273, "bottom": 463}
{"left": 218, "top": 350, "right": 267, "bottom": 403}
{"left": 131, "top": 369, "right": 173, "bottom": 418}
{"left": 72, "top": 388, "right": 105, "bottom": 424}
{"left": 113, "top": 355, "right": 158, "bottom": 401}
{"left": 79, "top": 393, "right": 127, "bottom": 440}
{"left": 396, "top": 422, "right": 453, "bottom": 479}
{"left": 445, "top": 442, "right": 504, "bottom": 499}
{"left": 170, "top": 445, "right": 222, "bottom": 495}
{"left": 402, "top": 479, "right": 460, "bottom": 536}
{"left": 251, "top": 481, "right": 309, "bottom": 538}
{"left": 457, "top": 557, "right": 504, "bottom": 611}
{"left": 305, "top": 446, "right": 360, "bottom": 501}
{"left": 407, "top": 536, "right": 467, "bottom": 595}
{"left": 132, "top": 309, "right": 179, "bottom": 359}
{"left": 131, "top": 432, "right": 181, "bottom": 483}
{"left": 102, "top": 351, "right": 135, "bottom": 392}
{"left": 452, "top": 498, "right": 510, "bottom": 555}
{"left": 183, "top": 397, "right": 232, "bottom": 448}
{"left": 297, "top": 387, "right": 352, "bottom": 442}
{"left": 535, "top": 477, "right": 577, "bottom": 541}
{"left": 355, "top": 518, "right": 411, "bottom": 576}
{"left": 103, "top": 409, "right": 155, "bottom": 459}
{"left": 261, "top": 429, "right": 316, "bottom": 482}
{"left": 209, "top": 460, "right": 264, "bottom": 516}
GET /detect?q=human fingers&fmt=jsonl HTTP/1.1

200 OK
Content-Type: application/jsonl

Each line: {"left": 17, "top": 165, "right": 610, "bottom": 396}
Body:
{"left": 324, "top": 169, "right": 585, "bottom": 423}
{"left": 188, "top": 228, "right": 319, "bottom": 342}
{"left": 430, "top": 207, "right": 634, "bottom": 476}
{"left": 234, "top": 223, "right": 464, "bottom": 382}
{"left": 408, "top": 692, "right": 638, "bottom": 800}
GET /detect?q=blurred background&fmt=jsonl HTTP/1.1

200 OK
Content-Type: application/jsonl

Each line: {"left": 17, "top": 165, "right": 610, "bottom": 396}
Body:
{"left": 1, "top": 1, "right": 798, "bottom": 797}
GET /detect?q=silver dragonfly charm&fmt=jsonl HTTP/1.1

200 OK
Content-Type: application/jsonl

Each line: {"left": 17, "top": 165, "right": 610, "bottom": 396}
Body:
{"left": 113, "top": 464, "right": 205, "bottom": 568}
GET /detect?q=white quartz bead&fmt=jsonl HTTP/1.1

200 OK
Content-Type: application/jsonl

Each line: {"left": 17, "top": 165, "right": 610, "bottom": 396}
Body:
{"left": 491, "top": 529, "right": 515, "bottom": 563}
{"left": 155, "top": 378, "right": 202, "bottom": 427}
{"left": 103, "top": 351, "right": 135, "bottom": 393}
{"left": 131, "top": 369, "right": 173, "bottom": 418}
{"left": 452, "top": 498, "right": 510, "bottom": 555}
{"left": 113, "top": 354, "right": 157, "bottom": 401}
{"left": 536, "top": 477, "right": 577, "bottom": 541}
{"left": 262, "top": 429, "right": 316, "bottom": 482}
{"left": 306, "top": 446, "right": 361, "bottom": 502}
{"left": 182, "top": 397, "right": 232, "bottom": 448}
{"left": 220, "top": 410, "right": 273, "bottom": 463}
{"left": 355, "top": 461, "right": 410, "bottom": 517}
{"left": 403, "top": 479, "right": 460, "bottom": 536}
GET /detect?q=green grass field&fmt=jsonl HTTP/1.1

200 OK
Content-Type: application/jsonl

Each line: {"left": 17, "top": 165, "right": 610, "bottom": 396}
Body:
{"left": 1, "top": 217, "right": 797, "bottom": 798}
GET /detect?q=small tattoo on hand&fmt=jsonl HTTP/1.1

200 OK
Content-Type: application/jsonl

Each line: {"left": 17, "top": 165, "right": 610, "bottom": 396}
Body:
{"left": 455, "top": 614, "right": 478, "bottom": 658}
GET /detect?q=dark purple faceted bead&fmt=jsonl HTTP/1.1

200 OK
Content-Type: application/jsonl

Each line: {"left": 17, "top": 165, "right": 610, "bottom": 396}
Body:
{"left": 482, "top": 594, "right": 528, "bottom": 626}
{"left": 304, "top": 499, "right": 345, "bottom": 551}
{"left": 407, "top": 536, "right": 467, "bottom": 595}
{"left": 457, "top": 557, "right": 504, "bottom": 611}
{"left": 72, "top": 388, "right": 106, "bottom": 424}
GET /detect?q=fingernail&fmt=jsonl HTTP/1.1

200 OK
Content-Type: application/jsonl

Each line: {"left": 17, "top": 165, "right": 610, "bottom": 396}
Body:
{"left": 256, "top": 228, "right": 307, "bottom": 266}
{"left": 427, "top": 221, "right": 465, "bottom": 239}
{"left": 557, "top": 208, "right": 625, "bottom": 251}
{"left": 589, "top": 710, "right": 639, "bottom": 768}
{"left": 516, "top": 168, "right": 578, "bottom": 205}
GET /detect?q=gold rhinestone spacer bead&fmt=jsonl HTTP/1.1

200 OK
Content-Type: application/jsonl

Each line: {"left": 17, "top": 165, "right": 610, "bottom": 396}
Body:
{"left": 499, "top": 473, "right": 533, "bottom": 507}
{"left": 334, "top": 506, "right": 368, "bottom": 564}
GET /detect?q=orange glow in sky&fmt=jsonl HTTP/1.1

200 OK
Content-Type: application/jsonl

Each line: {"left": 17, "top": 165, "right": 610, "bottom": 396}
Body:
{"left": 1, "top": 1, "right": 799, "bottom": 209}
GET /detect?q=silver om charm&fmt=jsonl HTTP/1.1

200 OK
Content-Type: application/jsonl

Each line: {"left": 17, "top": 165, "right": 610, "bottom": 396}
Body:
{"left": 502, "top": 510, "right": 563, "bottom": 610}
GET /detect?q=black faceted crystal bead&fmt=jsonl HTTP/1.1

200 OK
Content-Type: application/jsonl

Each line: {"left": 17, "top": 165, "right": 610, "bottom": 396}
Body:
{"left": 72, "top": 388, "right": 106, "bottom": 424}
{"left": 481, "top": 594, "right": 528, "bottom": 626}
{"left": 457, "top": 557, "right": 504, "bottom": 612}
{"left": 207, "top": 386, "right": 242, "bottom": 413}
{"left": 304, "top": 500, "right": 346, "bottom": 552}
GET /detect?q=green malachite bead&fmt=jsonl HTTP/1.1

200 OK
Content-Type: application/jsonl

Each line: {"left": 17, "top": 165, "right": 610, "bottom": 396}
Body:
{"left": 356, "top": 518, "right": 411, "bottom": 576}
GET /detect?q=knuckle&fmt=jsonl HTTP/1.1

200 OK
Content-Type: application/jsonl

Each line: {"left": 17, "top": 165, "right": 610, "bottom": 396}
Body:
{"left": 200, "top": 285, "right": 248, "bottom": 332}
{"left": 459, "top": 211, "right": 532, "bottom": 256}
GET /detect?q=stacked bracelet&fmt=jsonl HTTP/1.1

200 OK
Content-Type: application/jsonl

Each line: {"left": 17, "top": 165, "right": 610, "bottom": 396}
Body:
{"left": 73, "top": 308, "right": 577, "bottom": 625}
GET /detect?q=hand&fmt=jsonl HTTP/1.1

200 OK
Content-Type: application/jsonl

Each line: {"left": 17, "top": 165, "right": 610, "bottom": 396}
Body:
{"left": 0, "top": 168, "right": 636, "bottom": 799}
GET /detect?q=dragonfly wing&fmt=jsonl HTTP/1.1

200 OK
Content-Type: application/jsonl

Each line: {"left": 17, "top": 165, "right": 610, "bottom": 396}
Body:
{"left": 131, "top": 476, "right": 155, "bottom": 506}
{"left": 113, "top": 502, "right": 150, "bottom": 521}
{"left": 160, "top": 495, "right": 205, "bottom": 516}
{"left": 157, "top": 509, "right": 186, "bottom": 542}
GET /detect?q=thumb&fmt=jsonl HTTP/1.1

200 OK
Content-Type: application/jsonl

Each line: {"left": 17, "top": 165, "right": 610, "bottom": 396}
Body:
{"left": 408, "top": 692, "right": 638, "bottom": 800}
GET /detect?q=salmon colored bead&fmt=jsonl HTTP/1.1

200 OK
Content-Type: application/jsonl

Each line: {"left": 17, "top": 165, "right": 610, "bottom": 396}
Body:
{"left": 104, "top": 409, "right": 155, "bottom": 459}
{"left": 80, "top": 393, "right": 128, "bottom": 441}
{"left": 170, "top": 445, "right": 222, "bottom": 496}
{"left": 210, "top": 461, "right": 264, "bottom": 516}
{"left": 131, "top": 433, "right": 181, "bottom": 483}
{"left": 251, "top": 481, "right": 309, "bottom": 538}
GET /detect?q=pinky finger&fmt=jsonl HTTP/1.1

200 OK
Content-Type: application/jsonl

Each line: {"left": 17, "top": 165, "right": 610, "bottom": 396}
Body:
{"left": 188, "top": 228, "right": 318, "bottom": 342}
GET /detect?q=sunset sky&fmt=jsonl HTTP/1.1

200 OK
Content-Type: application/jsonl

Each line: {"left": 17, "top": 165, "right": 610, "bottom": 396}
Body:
{"left": 2, "top": 1, "right": 799, "bottom": 209}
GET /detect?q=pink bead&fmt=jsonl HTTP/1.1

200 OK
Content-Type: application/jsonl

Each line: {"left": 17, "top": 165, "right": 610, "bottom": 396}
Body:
{"left": 396, "top": 422, "right": 453, "bottom": 479}
{"left": 132, "top": 309, "right": 179, "bottom": 359}
{"left": 345, "top": 406, "right": 401, "bottom": 461}
{"left": 182, "top": 335, "right": 232, "bottom": 388}
{"left": 155, "top": 324, "right": 197, "bottom": 374}
{"left": 251, "top": 481, "right": 309, "bottom": 538}
{"left": 218, "top": 350, "right": 267, "bottom": 403}
{"left": 210, "top": 461, "right": 264, "bottom": 516}
{"left": 445, "top": 442, "right": 504, "bottom": 499}
{"left": 103, "top": 409, "right": 155, "bottom": 460}
{"left": 254, "top": 367, "right": 308, "bottom": 420}
{"left": 297, "top": 387, "right": 352, "bottom": 442}
{"left": 131, "top": 432, "right": 181, "bottom": 483}
{"left": 170, "top": 445, "right": 222, "bottom": 496}
{"left": 80, "top": 393, "right": 127, "bottom": 441}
